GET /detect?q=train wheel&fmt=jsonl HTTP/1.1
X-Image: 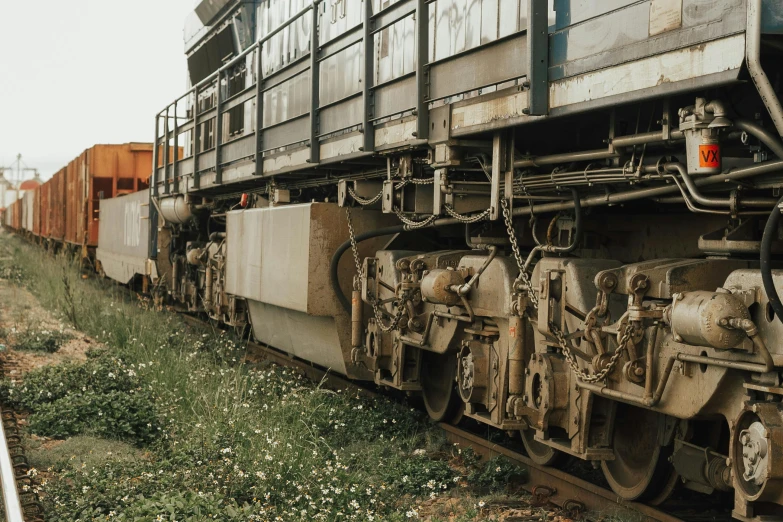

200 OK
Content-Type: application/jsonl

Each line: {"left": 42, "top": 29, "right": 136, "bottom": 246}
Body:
{"left": 520, "top": 429, "right": 566, "bottom": 467}
{"left": 421, "top": 351, "right": 460, "bottom": 423}
{"left": 601, "top": 403, "right": 676, "bottom": 502}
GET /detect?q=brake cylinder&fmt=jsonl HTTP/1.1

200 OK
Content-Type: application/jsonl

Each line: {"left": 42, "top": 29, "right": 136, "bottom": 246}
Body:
{"left": 668, "top": 291, "right": 750, "bottom": 349}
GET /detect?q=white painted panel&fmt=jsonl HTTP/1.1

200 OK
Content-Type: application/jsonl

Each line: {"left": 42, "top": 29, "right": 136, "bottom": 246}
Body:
{"left": 226, "top": 204, "right": 311, "bottom": 312}
{"left": 549, "top": 34, "right": 745, "bottom": 108}
{"left": 248, "top": 300, "right": 348, "bottom": 374}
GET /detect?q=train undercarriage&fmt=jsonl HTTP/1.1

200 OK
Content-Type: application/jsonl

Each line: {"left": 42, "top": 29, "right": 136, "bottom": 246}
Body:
{"left": 153, "top": 90, "right": 783, "bottom": 520}
{"left": 143, "top": 0, "right": 783, "bottom": 518}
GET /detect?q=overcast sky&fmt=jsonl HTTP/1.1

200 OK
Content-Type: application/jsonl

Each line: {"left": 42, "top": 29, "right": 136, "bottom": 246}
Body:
{"left": 0, "top": 0, "right": 195, "bottom": 181}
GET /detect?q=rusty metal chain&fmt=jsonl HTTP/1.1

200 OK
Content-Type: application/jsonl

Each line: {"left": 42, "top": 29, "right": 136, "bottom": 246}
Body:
{"left": 443, "top": 204, "right": 491, "bottom": 224}
{"left": 346, "top": 207, "right": 407, "bottom": 333}
{"left": 551, "top": 321, "right": 633, "bottom": 383}
{"left": 502, "top": 198, "right": 539, "bottom": 311}
{"left": 347, "top": 186, "right": 383, "bottom": 206}
{"left": 406, "top": 177, "right": 435, "bottom": 185}
{"left": 393, "top": 207, "right": 438, "bottom": 229}
{"left": 502, "top": 197, "right": 630, "bottom": 383}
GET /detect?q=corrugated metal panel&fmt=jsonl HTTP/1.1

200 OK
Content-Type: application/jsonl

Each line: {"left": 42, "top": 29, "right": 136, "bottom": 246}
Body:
{"left": 96, "top": 189, "right": 151, "bottom": 284}
{"left": 32, "top": 186, "right": 41, "bottom": 237}
{"left": 40, "top": 182, "right": 50, "bottom": 238}
{"left": 23, "top": 191, "right": 34, "bottom": 232}
{"left": 56, "top": 144, "right": 153, "bottom": 247}
{"left": 65, "top": 159, "right": 78, "bottom": 244}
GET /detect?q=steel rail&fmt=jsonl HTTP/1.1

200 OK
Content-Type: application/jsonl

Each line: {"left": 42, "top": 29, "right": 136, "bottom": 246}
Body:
{"left": 178, "top": 314, "right": 686, "bottom": 522}
{"left": 439, "top": 424, "right": 683, "bottom": 522}
{"left": 0, "top": 405, "right": 24, "bottom": 522}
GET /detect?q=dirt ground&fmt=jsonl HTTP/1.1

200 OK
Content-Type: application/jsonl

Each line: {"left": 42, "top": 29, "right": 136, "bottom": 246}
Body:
{"left": 0, "top": 273, "right": 97, "bottom": 458}
{"left": 0, "top": 279, "right": 93, "bottom": 382}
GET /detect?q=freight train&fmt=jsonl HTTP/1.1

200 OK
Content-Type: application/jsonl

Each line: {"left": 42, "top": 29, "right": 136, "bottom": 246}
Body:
{"left": 7, "top": 0, "right": 783, "bottom": 519}
{"left": 3, "top": 143, "right": 152, "bottom": 266}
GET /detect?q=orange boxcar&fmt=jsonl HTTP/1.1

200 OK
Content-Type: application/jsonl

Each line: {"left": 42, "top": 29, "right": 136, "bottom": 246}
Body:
{"left": 32, "top": 185, "right": 41, "bottom": 237}
{"left": 13, "top": 199, "right": 22, "bottom": 230}
{"left": 40, "top": 181, "right": 51, "bottom": 238}
{"left": 49, "top": 168, "right": 67, "bottom": 242}
{"left": 63, "top": 143, "right": 152, "bottom": 248}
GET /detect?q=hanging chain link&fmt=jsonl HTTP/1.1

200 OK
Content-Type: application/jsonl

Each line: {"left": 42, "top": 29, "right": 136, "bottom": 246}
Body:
{"left": 346, "top": 208, "right": 407, "bottom": 332}
{"left": 551, "top": 321, "right": 634, "bottom": 383}
{"left": 406, "top": 177, "right": 435, "bottom": 185}
{"left": 444, "top": 205, "right": 491, "bottom": 224}
{"left": 501, "top": 197, "right": 632, "bottom": 382}
{"left": 502, "top": 198, "right": 539, "bottom": 310}
{"left": 393, "top": 208, "right": 438, "bottom": 229}
{"left": 346, "top": 208, "right": 364, "bottom": 290}
{"left": 347, "top": 186, "right": 383, "bottom": 206}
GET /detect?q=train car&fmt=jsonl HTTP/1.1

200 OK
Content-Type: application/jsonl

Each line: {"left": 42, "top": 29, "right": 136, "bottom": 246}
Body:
{"left": 32, "top": 185, "right": 41, "bottom": 239}
{"left": 13, "top": 199, "right": 22, "bottom": 232}
{"left": 105, "top": 0, "right": 783, "bottom": 518}
{"left": 40, "top": 182, "right": 51, "bottom": 240}
{"left": 62, "top": 144, "right": 153, "bottom": 256}
{"left": 95, "top": 189, "right": 157, "bottom": 286}
{"left": 48, "top": 168, "right": 67, "bottom": 244}
{"left": 22, "top": 190, "right": 34, "bottom": 235}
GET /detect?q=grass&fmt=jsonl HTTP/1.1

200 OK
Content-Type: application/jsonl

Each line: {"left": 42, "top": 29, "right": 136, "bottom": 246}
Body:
{"left": 0, "top": 236, "right": 531, "bottom": 521}
{"left": 12, "top": 327, "right": 72, "bottom": 353}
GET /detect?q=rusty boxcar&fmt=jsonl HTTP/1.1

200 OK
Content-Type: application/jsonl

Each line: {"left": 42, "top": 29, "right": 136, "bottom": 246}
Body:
{"left": 61, "top": 144, "right": 153, "bottom": 252}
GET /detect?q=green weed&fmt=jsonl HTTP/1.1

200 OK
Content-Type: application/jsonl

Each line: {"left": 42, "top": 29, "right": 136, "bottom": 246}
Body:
{"left": 13, "top": 328, "right": 72, "bottom": 353}
{"left": 0, "top": 236, "right": 498, "bottom": 521}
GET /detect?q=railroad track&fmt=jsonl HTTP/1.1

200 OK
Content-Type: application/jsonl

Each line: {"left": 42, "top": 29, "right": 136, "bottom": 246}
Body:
{"left": 178, "top": 313, "right": 686, "bottom": 522}
{"left": 0, "top": 389, "right": 44, "bottom": 521}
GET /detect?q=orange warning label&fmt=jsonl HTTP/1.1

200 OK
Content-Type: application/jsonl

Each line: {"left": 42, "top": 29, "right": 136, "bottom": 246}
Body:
{"left": 699, "top": 144, "right": 720, "bottom": 168}
{"left": 509, "top": 326, "right": 517, "bottom": 338}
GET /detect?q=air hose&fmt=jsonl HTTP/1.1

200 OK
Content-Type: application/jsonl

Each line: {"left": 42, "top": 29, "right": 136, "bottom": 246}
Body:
{"left": 761, "top": 195, "right": 783, "bottom": 324}
{"left": 330, "top": 224, "right": 406, "bottom": 314}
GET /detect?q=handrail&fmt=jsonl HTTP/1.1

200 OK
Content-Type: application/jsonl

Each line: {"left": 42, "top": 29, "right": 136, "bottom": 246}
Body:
{"left": 158, "top": 2, "right": 320, "bottom": 117}
{"left": 0, "top": 408, "right": 24, "bottom": 522}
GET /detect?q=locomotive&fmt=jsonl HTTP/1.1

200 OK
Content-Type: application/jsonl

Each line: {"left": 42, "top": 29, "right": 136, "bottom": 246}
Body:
{"left": 12, "top": 0, "right": 783, "bottom": 519}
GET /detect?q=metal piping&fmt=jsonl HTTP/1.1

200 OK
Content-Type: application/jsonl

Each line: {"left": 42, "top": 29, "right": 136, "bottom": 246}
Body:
{"left": 612, "top": 129, "right": 684, "bottom": 148}
{"left": 676, "top": 353, "right": 771, "bottom": 374}
{"left": 429, "top": 159, "right": 783, "bottom": 229}
{"left": 746, "top": 0, "right": 783, "bottom": 138}
{"left": 522, "top": 188, "right": 583, "bottom": 272}
{"left": 513, "top": 130, "right": 686, "bottom": 168}
{"left": 451, "top": 245, "right": 498, "bottom": 296}
{"left": 735, "top": 119, "right": 783, "bottom": 159}
{"left": 644, "top": 324, "right": 660, "bottom": 400}
{"left": 578, "top": 356, "right": 676, "bottom": 408}
{"left": 514, "top": 148, "right": 618, "bottom": 168}
{"left": 655, "top": 195, "right": 777, "bottom": 207}
{"left": 666, "top": 163, "right": 730, "bottom": 207}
